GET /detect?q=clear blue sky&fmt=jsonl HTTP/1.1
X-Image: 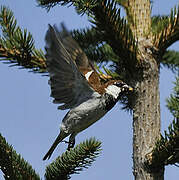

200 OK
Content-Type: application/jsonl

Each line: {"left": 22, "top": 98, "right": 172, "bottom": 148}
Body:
{"left": 0, "top": 0, "right": 178, "bottom": 179}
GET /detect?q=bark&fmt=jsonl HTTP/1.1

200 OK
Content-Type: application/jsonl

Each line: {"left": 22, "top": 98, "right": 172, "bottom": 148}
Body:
{"left": 124, "top": 0, "right": 165, "bottom": 179}
{"left": 126, "top": 0, "right": 151, "bottom": 38}
{"left": 132, "top": 40, "right": 164, "bottom": 180}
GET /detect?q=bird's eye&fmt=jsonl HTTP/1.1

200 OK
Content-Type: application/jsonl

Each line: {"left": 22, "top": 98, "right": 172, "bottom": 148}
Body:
{"left": 115, "top": 82, "right": 125, "bottom": 87}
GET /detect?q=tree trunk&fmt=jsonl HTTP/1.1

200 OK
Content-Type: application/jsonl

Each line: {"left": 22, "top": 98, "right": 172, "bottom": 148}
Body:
{"left": 127, "top": 0, "right": 151, "bottom": 38}
{"left": 124, "top": 0, "right": 165, "bottom": 179}
{"left": 132, "top": 41, "right": 164, "bottom": 179}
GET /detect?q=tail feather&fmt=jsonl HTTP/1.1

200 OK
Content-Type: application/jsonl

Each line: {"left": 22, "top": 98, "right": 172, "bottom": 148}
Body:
{"left": 43, "top": 131, "right": 67, "bottom": 160}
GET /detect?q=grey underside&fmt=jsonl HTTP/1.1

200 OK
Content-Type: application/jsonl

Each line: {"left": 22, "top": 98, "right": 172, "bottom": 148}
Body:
{"left": 60, "top": 92, "right": 108, "bottom": 135}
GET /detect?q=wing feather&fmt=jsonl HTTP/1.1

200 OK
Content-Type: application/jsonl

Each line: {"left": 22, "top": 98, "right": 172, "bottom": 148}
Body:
{"left": 55, "top": 23, "right": 90, "bottom": 69}
{"left": 45, "top": 25, "right": 96, "bottom": 110}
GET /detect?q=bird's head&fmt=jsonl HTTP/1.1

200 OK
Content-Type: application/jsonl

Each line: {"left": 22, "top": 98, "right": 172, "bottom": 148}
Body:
{"left": 104, "top": 80, "right": 133, "bottom": 99}
{"left": 113, "top": 81, "right": 133, "bottom": 92}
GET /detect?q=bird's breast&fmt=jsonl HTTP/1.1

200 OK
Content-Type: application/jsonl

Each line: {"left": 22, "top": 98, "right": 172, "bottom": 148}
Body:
{"left": 62, "top": 96, "right": 108, "bottom": 133}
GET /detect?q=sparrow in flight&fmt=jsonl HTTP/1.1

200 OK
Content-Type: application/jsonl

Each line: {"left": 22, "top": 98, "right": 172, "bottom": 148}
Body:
{"left": 43, "top": 24, "right": 133, "bottom": 160}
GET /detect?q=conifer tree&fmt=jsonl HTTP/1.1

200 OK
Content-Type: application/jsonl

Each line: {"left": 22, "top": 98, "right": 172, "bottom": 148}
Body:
{"left": 0, "top": 1, "right": 179, "bottom": 180}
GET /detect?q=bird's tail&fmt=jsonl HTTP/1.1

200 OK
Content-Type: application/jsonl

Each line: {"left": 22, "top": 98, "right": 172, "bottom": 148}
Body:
{"left": 43, "top": 131, "right": 67, "bottom": 160}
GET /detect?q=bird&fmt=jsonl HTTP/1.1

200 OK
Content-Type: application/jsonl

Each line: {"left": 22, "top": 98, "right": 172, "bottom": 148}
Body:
{"left": 43, "top": 24, "right": 133, "bottom": 160}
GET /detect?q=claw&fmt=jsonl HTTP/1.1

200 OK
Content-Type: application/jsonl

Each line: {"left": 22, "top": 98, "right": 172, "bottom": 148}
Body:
{"left": 61, "top": 140, "right": 75, "bottom": 150}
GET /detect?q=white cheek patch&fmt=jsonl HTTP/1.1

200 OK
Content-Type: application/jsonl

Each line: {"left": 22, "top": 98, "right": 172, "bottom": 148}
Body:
{"left": 85, "top": 70, "right": 94, "bottom": 81}
{"left": 105, "top": 85, "right": 121, "bottom": 99}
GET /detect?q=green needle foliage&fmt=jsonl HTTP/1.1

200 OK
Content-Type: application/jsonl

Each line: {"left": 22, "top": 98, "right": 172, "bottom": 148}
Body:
{"left": 145, "top": 118, "right": 179, "bottom": 170}
{"left": 0, "top": 133, "right": 40, "bottom": 180}
{"left": 151, "top": 15, "right": 170, "bottom": 35}
{"left": 45, "top": 138, "right": 101, "bottom": 180}
{"left": 162, "top": 50, "right": 179, "bottom": 73}
{"left": 91, "top": 0, "right": 137, "bottom": 64}
{"left": 152, "top": 5, "right": 179, "bottom": 55}
{"left": 37, "top": 0, "right": 99, "bottom": 14}
{"left": 0, "top": 6, "right": 47, "bottom": 73}
{"left": 38, "top": 0, "right": 138, "bottom": 78}
{"left": 72, "top": 27, "right": 102, "bottom": 50}
{"left": 0, "top": 132, "right": 101, "bottom": 179}
{"left": 167, "top": 77, "right": 179, "bottom": 118}
{"left": 72, "top": 27, "right": 119, "bottom": 63}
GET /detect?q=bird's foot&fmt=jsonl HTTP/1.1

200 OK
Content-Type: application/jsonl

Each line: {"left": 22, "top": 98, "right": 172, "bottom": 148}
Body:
{"left": 62, "top": 140, "right": 69, "bottom": 144}
{"left": 61, "top": 140, "right": 75, "bottom": 150}
{"left": 67, "top": 140, "right": 75, "bottom": 150}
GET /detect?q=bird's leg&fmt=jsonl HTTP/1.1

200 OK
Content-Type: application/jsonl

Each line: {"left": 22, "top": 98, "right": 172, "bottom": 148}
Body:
{"left": 67, "top": 132, "right": 77, "bottom": 150}
{"left": 62, "top": 140, "right": 69, "bottom": 144}
{"left": 61, "top": 140, "right": 74, "bottom": 150}
{"left": 67, "top": 139, "right": 75, "bottom": 150}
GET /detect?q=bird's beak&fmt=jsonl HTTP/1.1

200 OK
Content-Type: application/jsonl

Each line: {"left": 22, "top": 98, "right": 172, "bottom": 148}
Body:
{"left": 123, "top": 85, "right": 133, "bottom": 92}
{"left": 129, "top": 87, "right": 133, "bottom": 91}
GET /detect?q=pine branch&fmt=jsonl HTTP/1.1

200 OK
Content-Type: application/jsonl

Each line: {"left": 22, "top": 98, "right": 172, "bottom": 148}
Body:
{"left": 71, "top": 27, "right": 103, "bottom": 51}
{"left": 145, "top": 77, "right": 179, "bottom": 171}
{"left": 38, "top": 0, "right": 138, "bottom": 80}
{"left": 145, "top": 119, "right": 179, "bottom": 171}
{"left": 0, "top": 133, "right": 40, "bottom": 180}
{"left": 72, "top": 28, "right": 119, "bottom": 63}
{"left": 45, "top": 138, "right": 101, "bottom": 180}
{"left": 37, "top": 0, "right": 99, "bottom": 14}
{"left": 151, "top": 15, "right": 169, "bottom": 35}
{"left": 161, "top": 50, "right": 179, "bottom": 73}
{"left": 152, "top": 5, "right": 179, "bottom": 54}
{"left": 167, "top": 77, "right": 179, "bottom": 118}
{"left": 37, "top": 0, "right": 65, "bottom": 10}
{"left": 72, "top": 27, "right": 106, "bottom": 62}
{"left": 38, "top": 0, "right": 138, "bottom": 64}
{"left": 91, "top": 0, "right": 137, "bottom": 66}
{"left": 85, "top": 43, "right": 120, "bottom": 63}
{"left": 0, "top": 6, "right": 47, "bottom": 73}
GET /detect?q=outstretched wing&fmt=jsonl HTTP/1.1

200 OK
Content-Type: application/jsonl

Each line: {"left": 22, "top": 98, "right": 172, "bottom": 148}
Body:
{"left": 45, "top": 25, "right": 96, "bottom": 110}
{"left": 56, "top": 23, "right": 92, "bottom": 70}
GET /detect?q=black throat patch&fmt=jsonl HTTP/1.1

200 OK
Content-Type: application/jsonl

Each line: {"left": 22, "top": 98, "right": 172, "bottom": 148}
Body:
{"left": 104, "top": 94, "right": 118, "bottom": 112}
